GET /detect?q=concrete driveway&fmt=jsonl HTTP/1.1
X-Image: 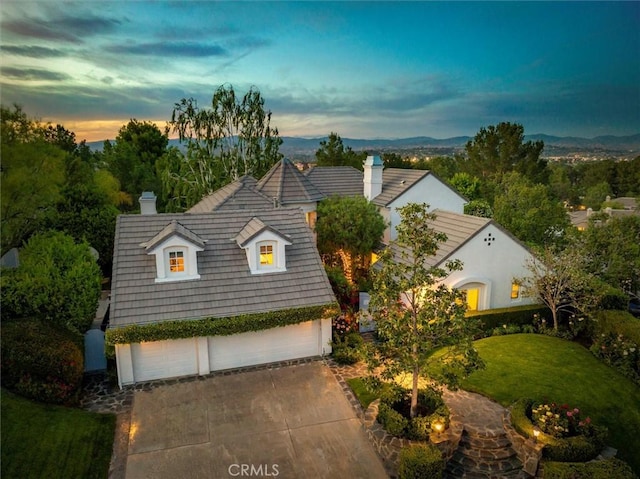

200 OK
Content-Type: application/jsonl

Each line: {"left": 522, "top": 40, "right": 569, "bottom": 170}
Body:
{"left": 125, "top": 362, "right": 387, "bottom": 479}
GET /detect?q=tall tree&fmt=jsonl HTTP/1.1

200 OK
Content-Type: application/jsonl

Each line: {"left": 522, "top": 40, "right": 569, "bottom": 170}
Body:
{"left": 1, "top": 105, "right": 65, "bottom": 254}
{"left": 315, "top": 132, "right": 366, "bottom": 170}
{"left": 163, "top": 84, "right": 282, "bottom": 210}
{"left": 493, "top": 172, "right": 569, "bottom": 247}
{"left": 366, "top": 203, "right": 483, "bottom": 418}
{"left": 463, "top": 122, "right": 548, "bottom": 184}
{"left": 103, "top": 119, "right": 168, "bottom": 209}
{"left": 519, "top": 247, "right": 602, "bottom": 330}
{"left": 315, "top": 196, "right": 386, "bottom": 284}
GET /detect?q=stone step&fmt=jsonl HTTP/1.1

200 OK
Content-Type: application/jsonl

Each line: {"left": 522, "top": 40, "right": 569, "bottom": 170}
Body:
{"left": 457, "top": 442, "right": 519, "bottom": 461}
{"left": 459, "top": 430, "right": 513, "bottom": 449}
{"left": 444, "top": 462, "right": 528, "bottom": 479}
{"left": 447, "top": 450, "right": 523, "bottom": 475}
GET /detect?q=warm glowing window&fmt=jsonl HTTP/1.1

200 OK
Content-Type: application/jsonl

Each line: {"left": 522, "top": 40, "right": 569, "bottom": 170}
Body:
{"left": 306, "top": 211, "right": 317, "bottom": 228}
{"left": 465, "top": 288, "right": 479, "bottom": 311}
{"left": 511, "top": 283, "right": 520, "bottom": 299}
{"left": 169, "top": 251, "right": 185, "bottom": 273}
{"left": 259, "top": 243, "right": 274, "bottom": 266}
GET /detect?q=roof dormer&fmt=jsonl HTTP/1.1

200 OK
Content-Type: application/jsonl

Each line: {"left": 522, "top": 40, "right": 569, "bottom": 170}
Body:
{"left": 141, "top": 220, "right": 205, "bottom": 282}
{"left": 234, "top": 217, "right": 292, "bottom": 274}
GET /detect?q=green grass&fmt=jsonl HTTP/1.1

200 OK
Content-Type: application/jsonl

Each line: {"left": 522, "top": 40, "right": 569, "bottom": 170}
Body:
{"left": 461, "top": 334, "right": 640, "bottom": 474}
{"left": 1, "top": 389, "right": 116, "bottom": 479}
{"left": 347, "top": 377, "right": 380, "bottom": 409}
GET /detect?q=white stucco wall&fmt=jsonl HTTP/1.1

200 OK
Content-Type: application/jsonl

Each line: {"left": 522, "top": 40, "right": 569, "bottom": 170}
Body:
{"left": 387, "top": 175, "right": 466, "bottom": 241}
{"left": 441, "top": 224, "right": 536, "bottom": 310}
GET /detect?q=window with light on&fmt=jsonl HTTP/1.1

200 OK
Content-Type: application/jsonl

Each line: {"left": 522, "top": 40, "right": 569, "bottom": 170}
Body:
{"left": 169, "top": 251, "right": 185, "bottom": 273}
{"left": 511, "top": 283, "right": 520, "bottom": 299}
{"left": 259, "top": 244, "right": 274, "bottom": 266}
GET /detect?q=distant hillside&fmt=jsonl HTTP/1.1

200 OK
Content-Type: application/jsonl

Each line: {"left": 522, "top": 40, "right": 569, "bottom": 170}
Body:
{"left": 87, "top": 133, "right": 640, "bottom": 158}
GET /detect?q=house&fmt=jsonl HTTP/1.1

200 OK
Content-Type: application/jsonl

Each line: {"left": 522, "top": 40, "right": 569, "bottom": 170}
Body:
{"left": 108, "top": 201, "right": 337, "bottom": 387}
{"left": 385, "top": 210, "right": 537, "bottom": 312}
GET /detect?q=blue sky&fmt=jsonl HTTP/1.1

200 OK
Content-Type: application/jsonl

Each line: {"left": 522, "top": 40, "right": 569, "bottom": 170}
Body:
{"left": 1, "top": 1, "right": 639, "bottom": 141}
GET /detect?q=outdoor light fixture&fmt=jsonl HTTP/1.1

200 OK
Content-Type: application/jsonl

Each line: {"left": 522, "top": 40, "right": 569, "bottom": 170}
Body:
{"left": 433, "top": 421, "right": 444, "bottom": 433}
{"left": 533, "top": 426, "right": 541, "bottom": 442}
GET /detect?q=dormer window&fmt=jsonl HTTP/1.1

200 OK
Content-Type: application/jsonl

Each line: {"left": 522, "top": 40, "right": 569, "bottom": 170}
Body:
{"left": 259, "top": 242, "right": 275, "bottom": 268}
{"left": 234, "top": 217, "right": 292, "bottom": 275}
{"left": 141, "top": 220, "right": 205, "bottom": 283}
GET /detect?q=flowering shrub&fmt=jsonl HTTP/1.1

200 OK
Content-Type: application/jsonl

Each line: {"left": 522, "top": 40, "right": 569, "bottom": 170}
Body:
{"left": 531, "top": 402, "right": 593, "bottom": 439}
{"left": 590, "top": 332, "right": 640, "bottom": 385}
{"left": 332, "top": 312, "right": 359, "bottom": 338}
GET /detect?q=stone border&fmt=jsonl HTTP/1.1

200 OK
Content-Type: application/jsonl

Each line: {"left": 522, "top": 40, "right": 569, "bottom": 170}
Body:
{"left": 502, "top": 409, "right": 544, "bottom": 477}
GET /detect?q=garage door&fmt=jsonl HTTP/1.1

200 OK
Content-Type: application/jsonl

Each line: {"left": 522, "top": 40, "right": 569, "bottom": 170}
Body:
{"left": 131, "top": 338, "right": 198, "bottom": 383}
{"left": 209, "top": 320, "right": 319, "bottom": 371}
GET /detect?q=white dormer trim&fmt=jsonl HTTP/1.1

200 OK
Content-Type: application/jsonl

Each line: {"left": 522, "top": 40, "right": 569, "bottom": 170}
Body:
{"left": 146, "top": 235, "right": 204, "bottom": 283}
{"left": 242, "top": 230, "right": 291, "bottom": 274}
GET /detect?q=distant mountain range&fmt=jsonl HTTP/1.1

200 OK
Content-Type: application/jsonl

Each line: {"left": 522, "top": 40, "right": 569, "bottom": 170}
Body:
{"left": 87, "top": 133, "right": 640, "bottom": 157}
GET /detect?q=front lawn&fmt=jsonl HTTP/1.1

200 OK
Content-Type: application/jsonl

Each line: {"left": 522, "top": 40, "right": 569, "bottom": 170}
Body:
{"left": 1, "top": 389, "right": 116, "bottom": 479}
{"left": 461, "top": 334, "right": 640, "bottom": 474}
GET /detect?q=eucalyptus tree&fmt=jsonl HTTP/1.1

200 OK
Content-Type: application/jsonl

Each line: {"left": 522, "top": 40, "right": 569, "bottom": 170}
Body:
{"left": 162, "top": 84, "right": 282, "bottom": 210}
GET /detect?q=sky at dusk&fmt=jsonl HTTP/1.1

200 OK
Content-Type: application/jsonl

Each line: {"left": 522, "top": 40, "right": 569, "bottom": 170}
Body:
{"left": 1, "top": 1, "right": 639, "bottom": 142}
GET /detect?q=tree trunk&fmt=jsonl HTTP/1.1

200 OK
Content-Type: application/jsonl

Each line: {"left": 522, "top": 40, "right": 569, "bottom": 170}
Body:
{"left": 410, "top": 349, "right": 419, "bottom": 419}
{"left": 552, "top": 307, "right": 558, "bottom": 330}
{"left": 338, "top": 249, "right": 354, "bottom": 285}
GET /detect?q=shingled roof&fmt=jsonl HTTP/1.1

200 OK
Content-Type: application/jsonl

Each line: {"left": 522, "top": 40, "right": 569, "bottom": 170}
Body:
{"left": 187, "top": 175, "right": 273, "bottom": 213}
{"left": 256, "top": 158, "right": 325, "bottom": 205}
{"left": 304, "top": 166, "right": 364, "bottom": 197}
{"left": 110, "top": 208, "right": 336, "bottom": 327}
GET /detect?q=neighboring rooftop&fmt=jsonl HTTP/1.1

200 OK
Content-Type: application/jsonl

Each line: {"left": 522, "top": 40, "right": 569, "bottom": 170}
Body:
{"left": 304, "top": 166, "right": 364, "bottom": 197}
{"left": 110, "top": 207, "right": 336, "bottom": 327}
{"left": 256, "top": 158, "right": 326, "bottom": 205}
{"left": 187, "top": 175, "right": 273, "bottom": 213}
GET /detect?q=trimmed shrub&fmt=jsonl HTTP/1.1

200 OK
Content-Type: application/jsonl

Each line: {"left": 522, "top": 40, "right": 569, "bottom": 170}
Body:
{"left": 398, "top": 443, "right": 445, "bottom": 479}
{"left": 597, "top": 284, "right": 629, "bottom": 311}
{"left": 593, "top": 310, "right": 640, "bottom": 345}
{"left": 1, "top": 319, "right": 84, "bottom": 405}
{"left": 468, "top": 305, "right": 552, "bottom": 334}
{"left": 331, "top": 332, "right": 363, "bottom": 365}
{"left": 590, "top": 310, "right": 640, "bottom": 385}
{"left": 377, "top": 386, "right": 450, "bottom": 440}
{"left": 543, "top": 458, "right": 638, "bottom": 479}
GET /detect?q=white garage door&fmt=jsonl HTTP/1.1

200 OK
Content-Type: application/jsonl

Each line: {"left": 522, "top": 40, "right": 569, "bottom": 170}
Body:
{"left": 131, "top": 338, "right": 198, "bottom": 383}
{"left": 209, "top": 320, "right": 319, "bottom": 371}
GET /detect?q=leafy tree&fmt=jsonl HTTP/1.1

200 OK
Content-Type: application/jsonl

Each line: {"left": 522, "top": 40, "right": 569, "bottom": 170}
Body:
{"left": 519, "top": 247, "right": 602, "bottom": 330}
{"left": 315, "top": 132, "right": 366, "bottom": 170}
{"left": 163, "top": 84, "right": 282, "bottom": 210}
{"left": 583, "top": 182, "right": 612, "bottom": 210}
{"left": 366, "top": 203, "right": 484, "bottom": 418}
{"left": 103, "top": 119, "right": 168, "bottom": 209}
{"left": 493, "top": 172, "right": 569, "bottom": 247}
{"left": 463, "top": 122, "right": 548, "bottom": 184}
{"left": 414, "top": 155, "right": 460, "bottom": 180}
{"left": 1, "top": 231, "right": 101, "bottom": 334}
{"left": 579, "top": 215, "right": 640, "bottom": 297}
{"left": 1, "top": 105, "right": 65, "bottom": 254}
{"left": 315, "top": 196, "right": 386, "bottom": 284}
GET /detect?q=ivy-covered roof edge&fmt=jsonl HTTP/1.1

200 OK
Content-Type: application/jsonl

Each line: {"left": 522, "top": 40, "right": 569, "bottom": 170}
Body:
{"left": 105, "top": 302, "right": 340, "bottom": 352}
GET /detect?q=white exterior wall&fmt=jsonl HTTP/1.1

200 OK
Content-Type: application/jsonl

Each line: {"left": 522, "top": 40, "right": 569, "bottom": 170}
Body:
{"left": 441, "top": 224, "right": 536, "bottom": 311}
{"left": 387, "top": 175, "right": 466, "bottom": 241}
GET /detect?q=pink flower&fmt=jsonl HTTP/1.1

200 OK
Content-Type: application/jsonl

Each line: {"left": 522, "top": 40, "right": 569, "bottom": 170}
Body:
{"left": 566, "top": 411, "right": 573, "bottom": 417}
{"left": 573, "top": 408, "right": 579, "bottom": 414}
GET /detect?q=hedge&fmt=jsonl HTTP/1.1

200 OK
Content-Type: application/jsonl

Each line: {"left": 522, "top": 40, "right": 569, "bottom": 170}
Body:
{"left": 1, "top": 319, "right": 84, "bottom": 405}
{"left": 105, "top": 303, "right": 339, "bottom": 357}
{"left": 398, "top": 443, "right": 445, "bottom": 479}
{"left": 467, "top": 304, "right": 552, "bottom": 332}
{"left": 592, "top": 310, "right": 640, "bottom": 345}
{"left": 543, "top": 458, "right": 638, "bottom": 479}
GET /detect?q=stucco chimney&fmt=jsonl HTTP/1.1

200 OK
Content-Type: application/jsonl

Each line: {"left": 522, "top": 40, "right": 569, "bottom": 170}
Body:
{"left": 363, "top": 155, "right": 383, "bottom": 200}
{"left": 139, "top": 191, "right": 157, "bottom": 215}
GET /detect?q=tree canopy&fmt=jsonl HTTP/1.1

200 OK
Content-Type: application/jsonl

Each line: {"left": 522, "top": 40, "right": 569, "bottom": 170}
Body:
{"left": 315, "top": 196, "right": 386, "bottom": 284}
{"left": 162, "top": 84, "right": 282, "bottom": 210}
{"left": 315, "top": 132, "right": 366, "bottom": 170}
{"left": 366, "top": 203, "right": 483, "bottom": 418}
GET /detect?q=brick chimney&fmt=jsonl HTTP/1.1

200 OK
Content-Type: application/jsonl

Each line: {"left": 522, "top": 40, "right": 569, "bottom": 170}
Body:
{"left": 139, "top": 191, "right": 157, "bottom": 214}
{"left": 363, "top": 155, "right": 383, "bottom": 200}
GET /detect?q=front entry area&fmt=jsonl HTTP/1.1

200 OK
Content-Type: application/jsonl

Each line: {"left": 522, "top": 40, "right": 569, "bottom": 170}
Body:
{"left": 457, "top": 281, "right": 489, "bottom": 312}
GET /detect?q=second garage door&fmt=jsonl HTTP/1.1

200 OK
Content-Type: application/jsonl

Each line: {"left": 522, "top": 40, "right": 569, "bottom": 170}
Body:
{"left": 209, "top": 320, "right": 320, "bottom": 371}
{"left": 131, "top": 338, "right": 198, "bottom": 383}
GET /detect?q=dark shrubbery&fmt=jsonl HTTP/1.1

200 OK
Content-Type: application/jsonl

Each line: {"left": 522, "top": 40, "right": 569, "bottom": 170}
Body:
{"left": 1, "top": 319, "right": 84, "bottom": 405}
{"left": 590, "top": 310, "right": 640, "bottom": 385}
{"left": 331, "top": 331, "right": 363, "bottom": 365}
{"left": 377, "top": 385, "right": 450, "bottom": 441}
{"left": 596, "top": 284, "right": 630, "bottom": 311}
{"left": 398, "top": 443, "right": 445, "bottom": 479}
{"left": 468, "top": 305, "right": 552, "bottom": 335}
{"left": 543, "top": 458, "right": 638, "bottom": 479}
